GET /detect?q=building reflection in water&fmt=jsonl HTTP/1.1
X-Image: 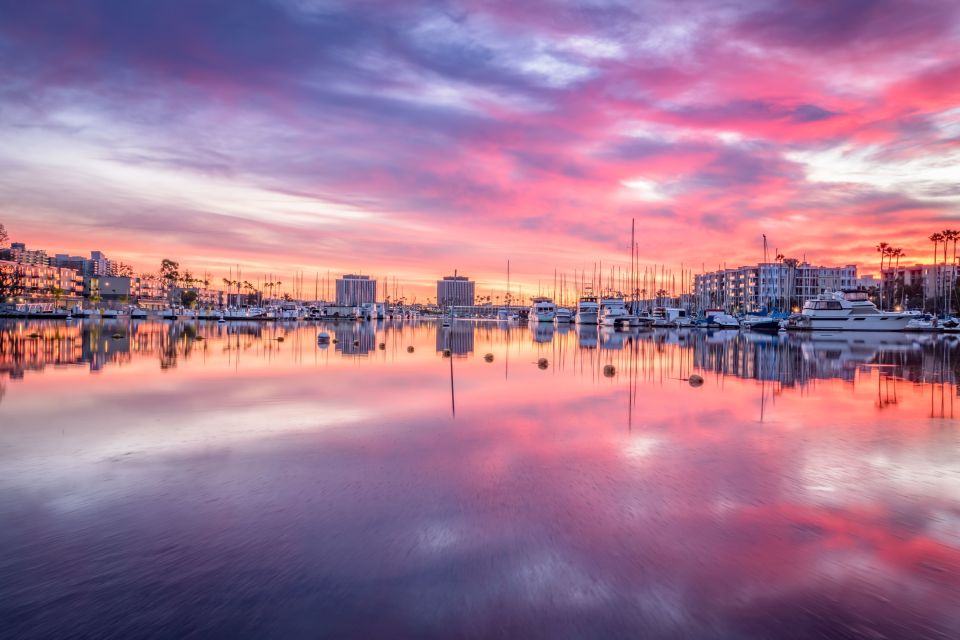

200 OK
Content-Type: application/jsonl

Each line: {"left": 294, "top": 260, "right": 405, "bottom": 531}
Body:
{"left": 334, "top": 321, "right": 376, "bottom": 356}
{"left": 436, "top": 322, "right": 475, "bottom": 356}
{"left": 2, "top": 320, "right": 959, "bottom": 417}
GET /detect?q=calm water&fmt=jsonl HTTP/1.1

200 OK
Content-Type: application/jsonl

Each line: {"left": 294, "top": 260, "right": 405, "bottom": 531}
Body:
{"left": 1, "top": 319, "right": 958, "bottom": 639}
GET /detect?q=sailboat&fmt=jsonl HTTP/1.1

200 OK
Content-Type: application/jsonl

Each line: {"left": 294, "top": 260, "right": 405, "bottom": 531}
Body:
{"left": 497, "top": 260, "right": 513, "bottom": 321}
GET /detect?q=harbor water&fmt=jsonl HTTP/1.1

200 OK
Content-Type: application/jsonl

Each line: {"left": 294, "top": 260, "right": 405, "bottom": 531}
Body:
{"left": 1, "top": 319, "right": 958, "bottom": 638}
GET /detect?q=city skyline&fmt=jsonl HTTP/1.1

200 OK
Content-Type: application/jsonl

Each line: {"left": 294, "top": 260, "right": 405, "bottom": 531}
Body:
{"left": 2, "top": 2, "right": 959, "bottom": 299}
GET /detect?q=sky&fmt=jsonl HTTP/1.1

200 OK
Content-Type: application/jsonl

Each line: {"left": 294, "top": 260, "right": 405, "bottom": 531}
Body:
{"left": 1, "top": 0, "right": 959, "bottom": 300}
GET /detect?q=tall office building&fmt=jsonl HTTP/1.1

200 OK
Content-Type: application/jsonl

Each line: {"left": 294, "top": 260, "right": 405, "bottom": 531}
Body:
{"left": 437, "top": 275, "right": 475, "bottom": 306}
{"left": 335, "top": 274, "right": 377, "bottom": 306}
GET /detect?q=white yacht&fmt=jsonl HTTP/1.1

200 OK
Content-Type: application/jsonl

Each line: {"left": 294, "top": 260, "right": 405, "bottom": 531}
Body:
{"left": 795, "top": 290, "right": 913, "bottom": 331}
{"left": 599, "top": 297, "right": 629, "bottom": 327}
{"left": 575, "top": 296, "right": 600, "bottom": 324}
{"left": 529, "top": 297, "right": 557, "bottom": 322}
{"left": 555, "top": 307, "right": 573, "bottom": 323}
{"left": 496, "top": 307, "right": 511, "bottom": 321}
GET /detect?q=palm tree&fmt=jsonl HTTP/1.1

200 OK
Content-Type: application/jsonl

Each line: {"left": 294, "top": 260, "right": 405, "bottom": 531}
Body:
{"left": 890, "top": 248, "right": 904, "bottom": 309}
{"left": 930, "top": 232, "right": 943, "bottom": 313}
{"left": 950, "top": 230, "right": 960, "bottom": 318}
{"left": 876, "top": 242, "right": 889, "bottom": 309}
{"left": 942, "top": 230, "right": 956, "bottom": 315}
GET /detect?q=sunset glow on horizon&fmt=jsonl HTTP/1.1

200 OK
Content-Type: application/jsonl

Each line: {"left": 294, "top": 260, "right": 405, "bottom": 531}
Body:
{"left": 2, "top": 0, "right": 959, "bottom": 298}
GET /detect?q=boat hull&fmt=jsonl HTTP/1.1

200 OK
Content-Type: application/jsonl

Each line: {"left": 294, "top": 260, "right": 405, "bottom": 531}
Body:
{"left": 575, "top": 311, "right": 598, "bottom": 324}
{"left": 792, "top": 315, "right": 913, "bottom": 331}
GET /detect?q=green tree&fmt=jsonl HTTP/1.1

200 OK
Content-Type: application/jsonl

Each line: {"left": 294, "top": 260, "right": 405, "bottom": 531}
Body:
{"left": 160, "top": 259, "right": 180, "bottom": 289}
{"left": 180, "top": 289, "right": 199, "bottom": 308}
{"left": 0, "top": 263, "right": 24, "bottom": 299}
{"left": 49, "top": 285, "right": 65, "bottom": 309}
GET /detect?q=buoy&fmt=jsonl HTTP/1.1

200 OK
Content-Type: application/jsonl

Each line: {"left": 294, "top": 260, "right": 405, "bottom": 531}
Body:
{"left": 537, "top": 357, "right": 548, "bottom": 369}
{"left": 689, "top": 374, "right": 704, "bottom": 387}
{"left": 111, "top": 333, "right": 124, "bottom": 339}
{"left": 442, "top": 349, "right": 451, "bottom": 357}
{"left": 332, "top": 339, "right": 338, "bottom": 344}
{"left": 378, "top": 343, "right": 385, "bottom": 350}
{"left": 352, "top": 339, "right": 360, "bottom": 346}
{"left": 483, "top": 353, "right": 494, "bottom": 362}
{"left": 276, "top": 336, "right": 284, "bottom": 342}
{"left": 407, "top": 346, "right": 414, "bottom": 353}
{"left": 28, "top": 333, "right": 40, "bottom": 339}
{"left": 603, "top": 364, "right": 616, "bottom": 377}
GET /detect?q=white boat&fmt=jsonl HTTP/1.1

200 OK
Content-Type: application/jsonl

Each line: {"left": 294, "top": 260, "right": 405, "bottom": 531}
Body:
{"left": 695, "top": 309, "right": 740, "bottom": 329}
{"left": 529, "top": 297, "right": 556, "bottom": 322}
{"left": 599, "top": 297, "right": 629, "bottom": 327}
{"left": 555, "top": 308, "right": 573, "bottom": 323}
{"left": 793, "top": 290, "right": 913, "bottom": 331}
{"left": 651, "top": 306, "right": 693, "bottom": 328}
{"left": 496, "top": 307, "right": 511, "bottom": 321}
{"left": 626, "top": 315, "right": 655, "bottom": 328}
{"left": 129, "top": 308, "right": 147, "bottom": 320}
{"left": 575, "top": 296, "right": 599, "bottom": 324}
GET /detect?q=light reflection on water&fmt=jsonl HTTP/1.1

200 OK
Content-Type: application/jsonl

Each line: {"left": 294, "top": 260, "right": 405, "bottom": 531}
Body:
{"left": 0, "top": 318, "right": 958, "bottom": 638}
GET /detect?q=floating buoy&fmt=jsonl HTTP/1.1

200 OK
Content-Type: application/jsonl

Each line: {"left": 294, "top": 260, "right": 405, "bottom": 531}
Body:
{"left": 111, "top": 333, "right": 124, "bottom": 340}
{"left": 442, "top": 349, "right": 451, "bottom": 357}
{"left": 378, "top": 342, "right": 385, "bottom": 350}
{"left": 483, "top": 353, "right": 494, "bottom": 362}
{"left": 195, "top": 336, "right": 203, "bottom": 341}
{"left": 407, "top": 346, "right": 414, "bottom": 353}
{"left": 603, "top": 364, "right": 616, "bottom": 377}
{"left": 352, "top": 339, "right": 360, "bottom": 346}
{"left": 27, "top": 333, "right": 40, "bottom": 339}
{"left": 537, "top": 357, "right": 548, "bottom": 369}
{"left": 276, "top": 336, "right": 284, "bottom": 342}
{"left": 689, "top": 374, "right": 704, "bottom": 387}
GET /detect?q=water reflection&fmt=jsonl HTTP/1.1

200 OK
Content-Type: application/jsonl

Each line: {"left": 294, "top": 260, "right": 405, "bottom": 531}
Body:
{"left": 0, "top": 319, "right": 958, "bottom": 638}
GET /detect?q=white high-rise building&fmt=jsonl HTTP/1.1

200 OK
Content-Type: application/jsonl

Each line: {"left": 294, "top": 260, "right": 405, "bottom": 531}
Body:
{"left": 437, "top": 274, "right": 475, "bottom": 307}
{"left": 335, "top": 274, "right": 376, "bottom": 306}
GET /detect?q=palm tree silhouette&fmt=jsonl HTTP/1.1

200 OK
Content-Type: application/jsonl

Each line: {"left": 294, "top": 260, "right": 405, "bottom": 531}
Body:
{"left": 930, "top": 232, "right": 943, "bottom": 313}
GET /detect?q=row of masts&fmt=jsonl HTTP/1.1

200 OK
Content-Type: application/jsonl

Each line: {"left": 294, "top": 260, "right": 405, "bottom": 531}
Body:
{"left": 501, "top": 219, "right": 698, "bottom": 311}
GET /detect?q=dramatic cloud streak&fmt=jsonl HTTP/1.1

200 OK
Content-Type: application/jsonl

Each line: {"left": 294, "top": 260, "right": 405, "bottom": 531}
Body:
{"left": 1, "top": 0, "right": 958, "bottom": 296}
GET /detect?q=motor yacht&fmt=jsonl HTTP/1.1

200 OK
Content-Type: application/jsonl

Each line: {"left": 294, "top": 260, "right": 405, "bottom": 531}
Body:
{"left": 599, "top": 297, "right": 629, "bottom": 327}
{"left": 575, "top": 296, "right": 599, "bottom": 324}
{"left": 793, "top": 290, "right": 913, "bottom": 331}
{"left": 529, "top": 297, "right": 557, "bottom": 322}
{"left": 555, "top": 308, "right": 573, "bottom": 323}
